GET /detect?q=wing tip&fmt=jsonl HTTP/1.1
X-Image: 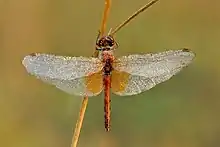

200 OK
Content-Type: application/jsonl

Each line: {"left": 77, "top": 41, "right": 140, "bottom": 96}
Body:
{"left": 180, "top": 48, "right": 196, "bottom": 61}
{"left": 182, "top": 48, "right": 191, "bottom": 52}
{"left": 22, "top": 55, "right": 29, "bottom": 67}
{"left": 181, "top": 48, "right": 196, "bottom": 55}
{"left": 22, "top": 53, "right": 39, "bottom": 69}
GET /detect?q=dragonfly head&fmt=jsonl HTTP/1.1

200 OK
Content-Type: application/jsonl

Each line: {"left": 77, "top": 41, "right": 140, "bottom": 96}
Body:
{"left": 96, "top": 35, "right": 117, "bottom": 51}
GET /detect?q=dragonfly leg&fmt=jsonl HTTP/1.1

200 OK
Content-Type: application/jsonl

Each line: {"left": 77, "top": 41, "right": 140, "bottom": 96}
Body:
{"left": 95, "top": 30, "right": 102, "bottom": 51}
{"left": 96, "top": 30, "right": 101, "bottom": 43}
{"left": 114, "top": 41, "right": 119, "bottom": 50}
{"left": 107, "top": 28, "right": 112, "bottom": 35}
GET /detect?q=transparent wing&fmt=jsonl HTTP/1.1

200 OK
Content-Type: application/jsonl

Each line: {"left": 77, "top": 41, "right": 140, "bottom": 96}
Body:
{"left": 22, "top": 53, "right": 104, "bottom": 96}
{"left": 112, "top": 72, "right": 160, "bottom": 96}
{"left": 41, "top": 71, "right": 103, "bottom": 96}
{"left": 112, "top": 49, "right": 195, "bottom": 96}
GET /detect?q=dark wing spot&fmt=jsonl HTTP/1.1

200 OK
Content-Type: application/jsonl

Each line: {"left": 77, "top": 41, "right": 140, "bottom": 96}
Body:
{"left": 182, "top": 48, "right": 191, "bottom": 52}
{"left": 29, "top": 53, "right": 37, "bottom": 56}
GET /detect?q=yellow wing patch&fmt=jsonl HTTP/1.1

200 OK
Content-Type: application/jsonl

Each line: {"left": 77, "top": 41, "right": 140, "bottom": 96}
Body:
{"left": 111, "top": 70, "right": 130, "bottom": 93}
{"left": 85, "top": 71, "right": 103, "bottom": 95}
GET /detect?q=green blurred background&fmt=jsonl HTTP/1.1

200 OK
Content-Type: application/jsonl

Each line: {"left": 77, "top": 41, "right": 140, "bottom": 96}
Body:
{"left": 1, "top": 0, "right": 220, "bottom": 147}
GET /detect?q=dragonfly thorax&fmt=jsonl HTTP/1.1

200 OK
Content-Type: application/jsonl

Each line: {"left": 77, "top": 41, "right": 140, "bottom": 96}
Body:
{"left": 102, "top": 53, "right": 114, "bottom": 75}
{"left": 99, "top": 50, "right": 114, "bottom": 75}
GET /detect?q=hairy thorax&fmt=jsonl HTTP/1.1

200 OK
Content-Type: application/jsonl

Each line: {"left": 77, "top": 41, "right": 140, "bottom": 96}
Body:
{"left": 100, "top": 51, "right": 115, "bottom": 75}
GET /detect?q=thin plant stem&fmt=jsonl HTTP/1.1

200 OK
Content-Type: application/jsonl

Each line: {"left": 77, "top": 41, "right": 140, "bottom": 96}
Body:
{"left": 100, "top": 0, "right": 112, "bottom": 36}
{"left": 110, "top": 0, "right": 159, "bottom": 35}
{"left": 71, "top": 96, "right": 88, "bottom": 147}
{"left": 71, "top": 0, "right": 112, "bottom": 147}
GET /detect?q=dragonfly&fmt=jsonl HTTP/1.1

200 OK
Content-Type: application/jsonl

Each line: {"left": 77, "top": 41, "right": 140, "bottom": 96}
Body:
{"left": 22, "top": 36, "right": 195, "bottom": 131}
{"left": 22, "top": 0, "right": 195, "bottom": 131}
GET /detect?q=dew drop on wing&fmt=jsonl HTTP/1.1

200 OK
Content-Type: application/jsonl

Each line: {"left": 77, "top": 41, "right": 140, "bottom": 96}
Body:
{"left": 21, "top": 53, "right": 105, "bottom": 96}
{"left": 111, "top": 49, "right": 196, "bottom": 96}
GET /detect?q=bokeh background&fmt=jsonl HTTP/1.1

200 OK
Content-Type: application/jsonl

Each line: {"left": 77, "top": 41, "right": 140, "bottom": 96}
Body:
{"left": 1, "top": 0, "right": 220, "bottom": 147}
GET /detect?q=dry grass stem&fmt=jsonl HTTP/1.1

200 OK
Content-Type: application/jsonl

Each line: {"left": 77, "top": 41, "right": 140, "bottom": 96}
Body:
{"left": 71, "top": 96, "right": 88, "bottom": 147}
{"left": 110, "top": 0, "right": 159, "bottom": 35}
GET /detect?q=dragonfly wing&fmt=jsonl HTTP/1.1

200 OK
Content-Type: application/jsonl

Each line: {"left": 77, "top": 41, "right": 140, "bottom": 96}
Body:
{"left": 43, "top": 71, "right": 103, "bottom": 96}
{"left": 112, "top": 49, "right": 195, "bottom": 96}
{"left": 22, "top": 53, "right": 103, "bottom": 96}
{"left": 111, "top": 71, "right": 158, "bottom": 96}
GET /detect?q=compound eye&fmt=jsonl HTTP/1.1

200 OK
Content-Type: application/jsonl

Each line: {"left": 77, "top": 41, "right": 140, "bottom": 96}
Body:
{"left": 106, "top": 36, "right": 114, "bottom": 46}
{"left": 107, "top": 40, "right": 114, "bottom": 46}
